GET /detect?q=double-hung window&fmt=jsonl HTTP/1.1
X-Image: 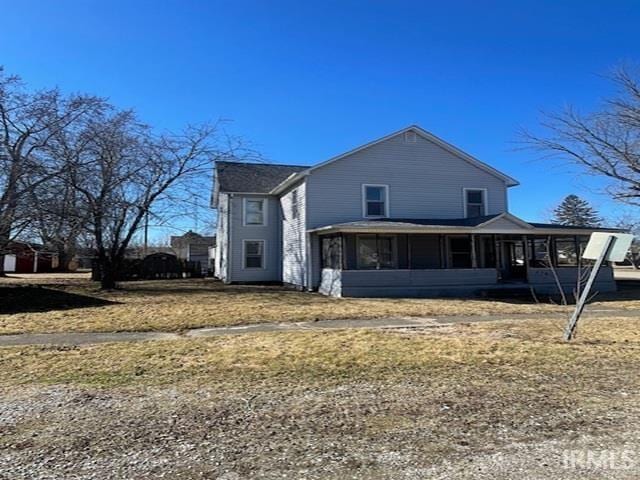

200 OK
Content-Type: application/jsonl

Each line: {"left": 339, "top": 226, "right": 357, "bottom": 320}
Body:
{"left": 244, "top": 240, "right": 265, "bottom": 269}
{"left": 244, "top": 198, "right": 266, "bottom": 226}
{"left": 464, "top": 189, "right": 487, "bottom": 218}
{"left": 363, "top": 185, "right": 389, "bottom": 218}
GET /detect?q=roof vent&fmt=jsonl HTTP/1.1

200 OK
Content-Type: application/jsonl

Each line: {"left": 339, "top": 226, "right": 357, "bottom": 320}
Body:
{"left": 404, "top": 131, "right": 417, "bottom": 143}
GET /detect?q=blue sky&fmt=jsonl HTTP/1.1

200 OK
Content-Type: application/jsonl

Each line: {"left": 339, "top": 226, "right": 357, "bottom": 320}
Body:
{"left": 2, "top": 0, "right": 639, "bottom": 236}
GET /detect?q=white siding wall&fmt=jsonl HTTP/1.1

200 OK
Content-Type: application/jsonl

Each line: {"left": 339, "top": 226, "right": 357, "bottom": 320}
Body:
{"left": 280, "top": 181, "right": 307, "bottom": 287}
{"left": 214, "top": 194, "right": 229, "bottom": 281}
{"left": 306, "top": 133, "right": 509, "bottom": 229}
{"left": 228, "top": 194, "right": 281, "bottom": 282}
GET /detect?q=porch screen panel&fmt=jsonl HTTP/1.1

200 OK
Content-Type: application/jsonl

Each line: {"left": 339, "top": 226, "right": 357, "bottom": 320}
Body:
{"left": 343, "top": 234, "right": 358, "bottom": 270}
{"left": 528, "top": 237, "right": 550, "bottom": 267}
{"left": 321, "top": 236, "right": 342, "bottom": 269}
{"left": 475, "top": 235, "right": 496, "bottom": 268}
{"left": 397, "top": 234, "right": 409, "bottom": 269}
{"left": 409, "top": 235, "right": 441, "bottom": 269}
{"left": 555, "top": 236, "right": 578, "bottom": 266}
{"left": 354, "top": 234, "right": 398, "bottom": 270}
{"left": 448, "top": 236, "right": 472, "bottom": 268}
{"left": 356, "top": 235, "right": 379, "bottom": 269}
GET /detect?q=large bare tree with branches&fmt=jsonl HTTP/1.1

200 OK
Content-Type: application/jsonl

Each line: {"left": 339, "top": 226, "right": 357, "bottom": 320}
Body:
{"left": 521, "top": 66, "right": 640, "bottom": 206}
{"left": 54, "top": 107, "right": 229, "bottom": 288}
{"left": 0, "top": 67, "right": 101, "bottom": 273}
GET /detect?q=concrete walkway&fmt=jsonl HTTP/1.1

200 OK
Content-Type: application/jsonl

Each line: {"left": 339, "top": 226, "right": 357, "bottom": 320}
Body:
{"left": 1, "top": 307, "right": 638, "bottom": 347}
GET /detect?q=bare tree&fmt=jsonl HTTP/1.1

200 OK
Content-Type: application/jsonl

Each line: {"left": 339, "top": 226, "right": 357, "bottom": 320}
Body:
{"left": 57, "top": 108, "right": 232, "bottom": 289}
{"left": 0, "top": 67, "right": 101, "bottom": 273}
{"left": 26, "top": 173, "right": 87, "bottom": 270}
{"left": 521, "top": 66, "right": 640, "bottom": 206}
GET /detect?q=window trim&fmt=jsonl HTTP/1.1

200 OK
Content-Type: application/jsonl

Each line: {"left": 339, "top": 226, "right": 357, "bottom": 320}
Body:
{"left": 462, "top": 188, "right": 488, "bottom": 218}
{"left": 242, "top": 239, "right": 266, "bottom": 270}
{"left": 362, "top": 184, "right": 390, "bottom": 218}
{"left": 243, "top": 197, "right": 268, "bottom": 227}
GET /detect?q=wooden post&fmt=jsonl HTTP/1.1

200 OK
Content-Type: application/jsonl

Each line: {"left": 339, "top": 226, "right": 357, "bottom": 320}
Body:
{"left": 522, "top": 235, "right": 530, "bottom": 282}
{"left": 440, "top": 235, "right": 446, "bottom": 269}
{"left": 470, "top": 235, "right": 478, "bottom": 268}
{"left": 563, "top": 235, "right": 614, "bottom": 341}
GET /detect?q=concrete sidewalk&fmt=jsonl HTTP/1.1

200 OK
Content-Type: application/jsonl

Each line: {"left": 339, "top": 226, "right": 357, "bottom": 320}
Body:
{"left": 0, "top": 308, "right": 638, "bottom": 347}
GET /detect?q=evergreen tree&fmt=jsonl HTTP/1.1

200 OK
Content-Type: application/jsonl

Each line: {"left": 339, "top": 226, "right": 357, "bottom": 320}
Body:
{"left": 552, "top": 195, "right": 602, "bottom": 227}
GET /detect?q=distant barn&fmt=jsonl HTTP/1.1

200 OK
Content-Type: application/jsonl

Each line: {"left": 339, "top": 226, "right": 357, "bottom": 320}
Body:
{"left": 2, "top": 242, "right": 59, "bottom": 273}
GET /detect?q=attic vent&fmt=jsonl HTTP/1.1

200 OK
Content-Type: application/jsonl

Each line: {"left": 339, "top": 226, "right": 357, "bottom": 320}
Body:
{"left": 404, "top": 131, "right": 417, "bottom": 143}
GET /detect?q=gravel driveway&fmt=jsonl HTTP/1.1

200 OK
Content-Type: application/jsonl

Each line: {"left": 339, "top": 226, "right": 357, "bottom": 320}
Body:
{"left": 2, "top": 384, "right": 639, "bottom": 480}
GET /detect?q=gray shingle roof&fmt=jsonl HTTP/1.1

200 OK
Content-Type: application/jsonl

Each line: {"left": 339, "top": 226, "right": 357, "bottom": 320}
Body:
{"left": 215, "top": 161, "right": 308, "bottom": 194}
{"left": 321, "top": 216, "right": 502, "bottom": 230}
{"left": 528, "top": 222, "right": 619, "bottom": 231}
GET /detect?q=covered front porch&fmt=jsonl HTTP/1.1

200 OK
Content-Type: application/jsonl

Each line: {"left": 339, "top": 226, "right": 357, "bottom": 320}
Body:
{"left": 313, "top": 214, "right": 617, "bottom": 297}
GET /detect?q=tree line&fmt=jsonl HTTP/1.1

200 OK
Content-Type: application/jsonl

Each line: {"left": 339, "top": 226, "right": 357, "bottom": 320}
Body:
{"left": 0, "top": 67, "right": 243, "bottom": 288}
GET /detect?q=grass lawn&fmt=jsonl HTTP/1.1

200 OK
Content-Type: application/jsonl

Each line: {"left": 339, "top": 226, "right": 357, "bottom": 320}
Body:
{"left": 1, "top": 317, "right": 639, "bottom": 478}
{"left": 1, "top": 274, "right": 639, "bottom": 336}
{"left": 0, "top": 273, "right": 627, "bottom": 335}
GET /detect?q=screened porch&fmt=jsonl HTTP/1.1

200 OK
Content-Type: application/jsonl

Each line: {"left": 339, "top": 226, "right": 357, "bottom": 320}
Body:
{"left": 318, "top": 232, "right": 615, "bottom": 297}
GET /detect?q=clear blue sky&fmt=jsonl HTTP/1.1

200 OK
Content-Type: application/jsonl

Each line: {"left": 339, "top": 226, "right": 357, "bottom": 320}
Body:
{"left": 2, "top": 0, "right": 639, "bottom": 235}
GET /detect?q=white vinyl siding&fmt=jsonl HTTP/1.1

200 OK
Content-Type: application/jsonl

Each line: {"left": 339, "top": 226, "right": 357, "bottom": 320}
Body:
{"left": 228, "top": 195, "right": 280, "bottom": 282}
{"left": 214, "top": 193, "right": 230, "bottom": 281}
{"left": 281, "top": 181, "right": 307, "bottom": 287}
{"left": 306, "top": 132, "right": 508, "bottom": 229}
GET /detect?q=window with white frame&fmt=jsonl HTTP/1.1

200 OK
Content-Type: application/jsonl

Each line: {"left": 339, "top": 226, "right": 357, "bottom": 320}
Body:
{"left": 244, "top": 240, "right": 265, "bottom": 269}
{"left": 291, "top": 189, "right": 299, "bottom": 220}
{"left": 363, "top": 185, "right": 389, "bottom": 218}
{"left": 244, "top": 198, "right": 266, "bottom": 226}
{"left": 464, "top": 189, "right": 486, "bottom": 218}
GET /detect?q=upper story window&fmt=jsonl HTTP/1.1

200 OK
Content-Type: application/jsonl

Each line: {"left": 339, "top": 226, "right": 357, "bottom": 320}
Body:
{"left": 291, "top": 189, "right": 299, "bottom": 220}
{"left": 362, "top": 184, "right": 389, "bottom": 218}
{"left": 243, "top": 198, "right": 266, "bottom": 226}
{"left": 464, "top": 189, "right": 487, "bottom": 218}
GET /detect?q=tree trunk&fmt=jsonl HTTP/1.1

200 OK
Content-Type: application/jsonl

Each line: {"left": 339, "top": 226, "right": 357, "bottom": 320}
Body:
{"left": 99, "top": 258, "right": 120, "bottom": 290}
{"left": 55, "top": 244, "right": 77, "bottom": 272}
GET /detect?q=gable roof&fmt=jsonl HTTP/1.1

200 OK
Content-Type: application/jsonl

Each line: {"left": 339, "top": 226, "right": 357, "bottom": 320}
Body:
{"left": 270, "top": 125, "right": 519, "bottom": 194}
{"left": 213, "top": 161, "right": 308, "bottom": 204}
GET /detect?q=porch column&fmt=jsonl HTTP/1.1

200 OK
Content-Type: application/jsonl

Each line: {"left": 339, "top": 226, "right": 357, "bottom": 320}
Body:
{"left": 494, "top": 235, "right": 501, "bottom": 280}
{"left": 522, "top": 235, "right": 530, "bottom": 281}
{"left": 470, "top": 235, "right": 478, "bottom": 268}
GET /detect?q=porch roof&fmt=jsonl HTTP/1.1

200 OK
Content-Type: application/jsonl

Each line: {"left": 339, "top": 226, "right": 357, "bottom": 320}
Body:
{"left": 308, "top": 213, "right": 620, "bottom": 236}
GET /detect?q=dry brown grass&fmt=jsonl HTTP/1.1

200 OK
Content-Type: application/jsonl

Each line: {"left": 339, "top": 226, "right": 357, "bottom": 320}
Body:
{"left": 1, "top": 274, "right": 638, "bottom": 335}
{"left": 1, "top": 316, "right": 638, "bottom": 388}
{"left": 0, "top": 276, "right": 567, "bottom": 335}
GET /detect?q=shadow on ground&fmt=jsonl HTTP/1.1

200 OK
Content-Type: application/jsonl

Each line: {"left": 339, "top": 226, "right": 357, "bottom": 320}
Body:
{"left": 0, "top": 286, "right": 119, "bottom": 314}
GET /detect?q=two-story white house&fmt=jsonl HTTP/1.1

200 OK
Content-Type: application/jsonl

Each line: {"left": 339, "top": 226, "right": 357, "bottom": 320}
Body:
{"left": 212, "top": 125, "right": 617, "bottom": 297}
